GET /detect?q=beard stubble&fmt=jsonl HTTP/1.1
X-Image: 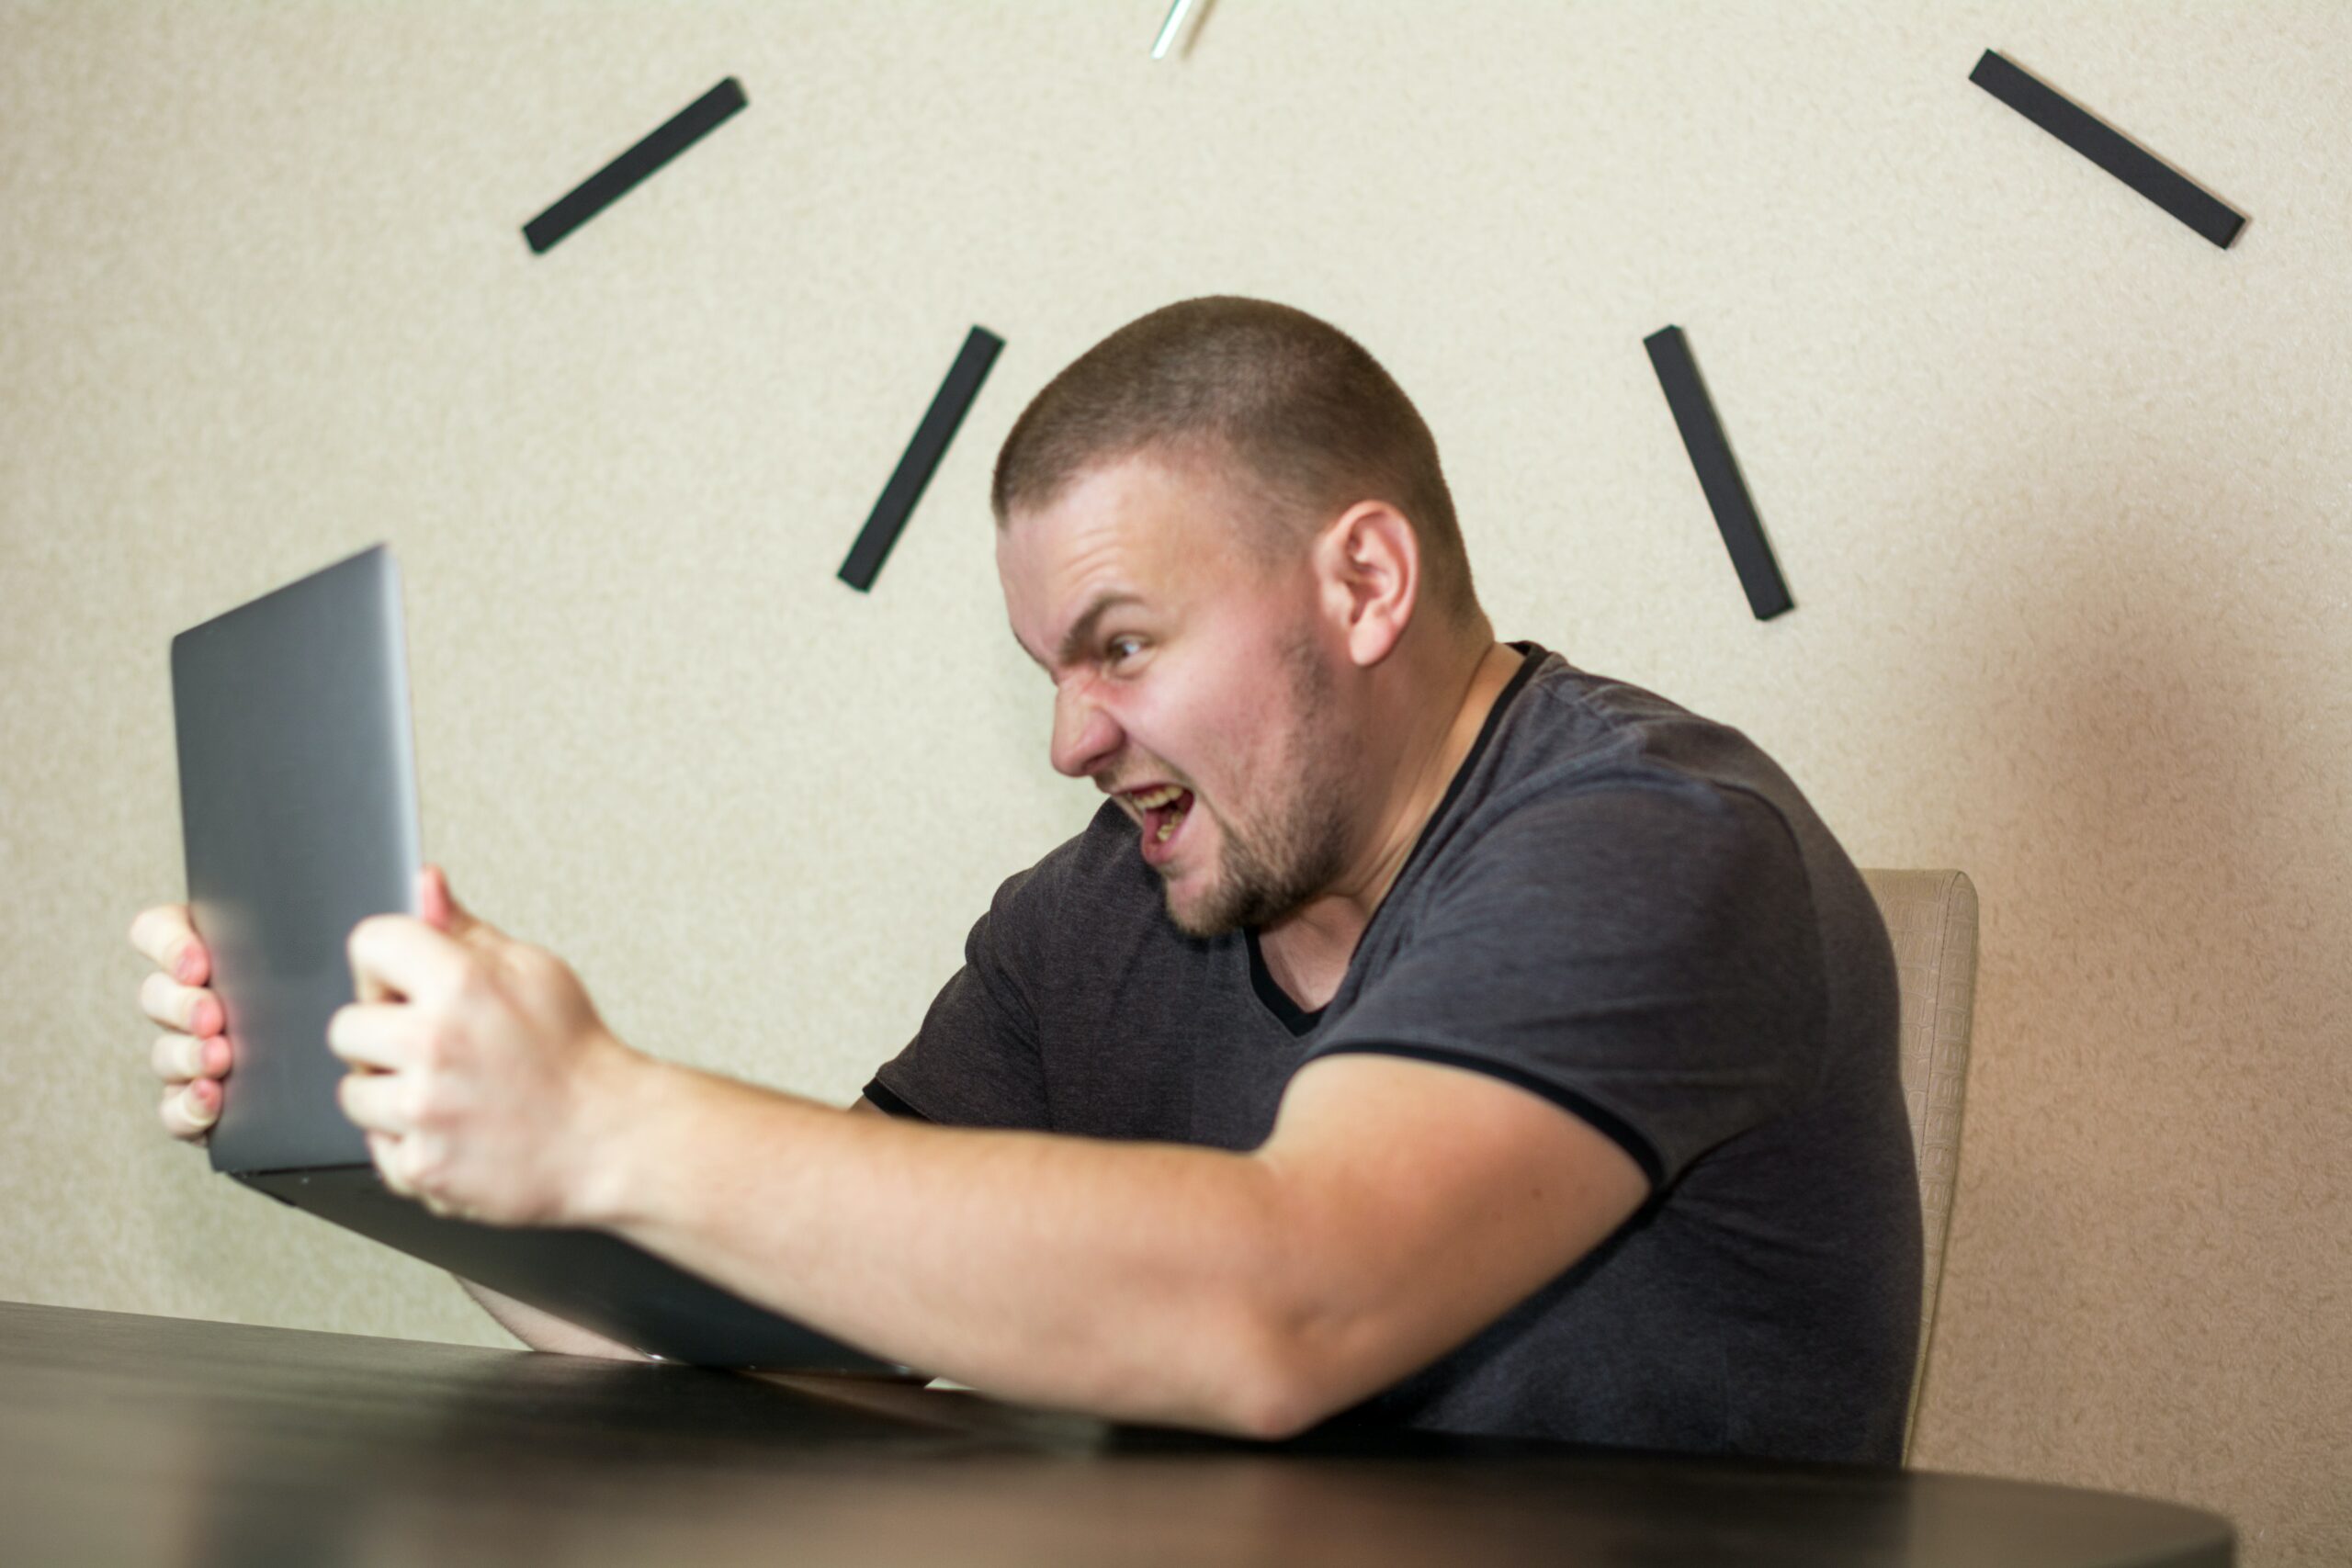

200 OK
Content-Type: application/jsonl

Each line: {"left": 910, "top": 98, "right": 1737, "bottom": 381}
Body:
{"left": 1163, "top": 636, "right": 1366, "bottom": 938}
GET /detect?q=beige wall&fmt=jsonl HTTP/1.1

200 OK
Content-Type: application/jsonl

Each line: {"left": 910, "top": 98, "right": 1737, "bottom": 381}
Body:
{"left": 4, "top": 1, "right": 2346, "bottom": 1561}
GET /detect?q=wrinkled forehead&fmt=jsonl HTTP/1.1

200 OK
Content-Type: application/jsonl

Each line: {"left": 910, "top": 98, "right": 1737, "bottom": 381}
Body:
{"left": 996, "top": 454, "right": 1257, "bottom": 653}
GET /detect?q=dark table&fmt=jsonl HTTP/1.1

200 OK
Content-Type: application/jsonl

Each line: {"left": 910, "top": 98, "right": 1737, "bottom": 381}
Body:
{"left": 0, "top": 1300, "right": 2231, "bottom": 1567}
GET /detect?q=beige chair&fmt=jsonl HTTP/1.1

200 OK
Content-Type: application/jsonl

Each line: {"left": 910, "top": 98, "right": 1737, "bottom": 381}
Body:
{"left": 1858, "top": 869, "right": 1979, "bottom": 1461}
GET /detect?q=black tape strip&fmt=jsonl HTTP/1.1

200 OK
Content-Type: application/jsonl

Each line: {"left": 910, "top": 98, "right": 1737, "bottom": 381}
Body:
{"left": 524, "top": 77, "right": 748, "bottom": 254}
{"left": 1970, "top": 51, "right": 2244, "bottom": 250}
{"left": 840, "top": 326, "right": 1005, "bottom": 592}
{"left": 1643, "top": 326, "right": 1793, "bottom": 622}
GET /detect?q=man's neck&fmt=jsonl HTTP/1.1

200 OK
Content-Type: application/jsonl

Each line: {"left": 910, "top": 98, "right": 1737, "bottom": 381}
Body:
{"left": 1255, "top": 638, "right": 1526, "bottom": 1012}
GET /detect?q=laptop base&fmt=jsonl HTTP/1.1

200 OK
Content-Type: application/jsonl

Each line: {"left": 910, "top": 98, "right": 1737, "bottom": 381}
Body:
{"left": 238, "top": 1166, "right": 910, "bottom": 1374}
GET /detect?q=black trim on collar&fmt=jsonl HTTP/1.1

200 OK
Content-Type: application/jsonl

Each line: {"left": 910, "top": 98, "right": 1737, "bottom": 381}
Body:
{"left": 1247, "top": 928, "right": 1326, "bottom": 1036}
{"left": 1244, "top": 642, "right": 1550, "bottom": 1035}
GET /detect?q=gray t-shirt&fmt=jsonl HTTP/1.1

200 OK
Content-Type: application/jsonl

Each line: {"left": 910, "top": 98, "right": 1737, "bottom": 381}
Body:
{"left": 867, "top": 644, "right": 1922, "bottom": 1463}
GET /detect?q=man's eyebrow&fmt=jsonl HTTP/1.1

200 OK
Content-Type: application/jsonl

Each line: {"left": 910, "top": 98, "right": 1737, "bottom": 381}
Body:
{"left": 1019, "top": 591, "right": 1147, "bottom": 671}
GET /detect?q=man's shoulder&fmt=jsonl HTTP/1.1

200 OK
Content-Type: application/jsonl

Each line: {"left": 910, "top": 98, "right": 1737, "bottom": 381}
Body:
{"left": 1470, "top": 653, "right": 1794, "bottom": 837}
{"left": 1407, "top": 649, "right": 1837, "bottom": 935}
{"left": 1034, "top": 797, "right": 1152, "bottom": 881}
{"left": 1510, "top": 654, "right": 1767, "bottom": 782}
{"left": 983, "top": 799, "right": 1165, "bottom": 931}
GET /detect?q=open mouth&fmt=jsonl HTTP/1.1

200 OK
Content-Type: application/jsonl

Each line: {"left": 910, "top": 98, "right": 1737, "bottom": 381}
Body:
{"left": 1131, "top": 784, "right": 1195, "bottom": 862}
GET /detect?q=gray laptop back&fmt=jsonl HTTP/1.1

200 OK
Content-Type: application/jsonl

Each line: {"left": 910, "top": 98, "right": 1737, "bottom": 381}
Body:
{"left": 166, "top": 547, "right": 903, "bottom": 1371}
{"left": 171, "top": 544, "right": 419, "bottom": 1175}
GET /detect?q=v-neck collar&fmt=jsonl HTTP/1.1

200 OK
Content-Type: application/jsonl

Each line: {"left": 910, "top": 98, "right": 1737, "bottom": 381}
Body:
{"left": 1246, "top": 641, "right": 1548, "bottom": 1037}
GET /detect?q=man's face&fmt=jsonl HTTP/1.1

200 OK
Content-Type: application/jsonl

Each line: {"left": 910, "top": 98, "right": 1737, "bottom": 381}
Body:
{"left": 998, "top": 454, "right": 1368, "bottom": 937}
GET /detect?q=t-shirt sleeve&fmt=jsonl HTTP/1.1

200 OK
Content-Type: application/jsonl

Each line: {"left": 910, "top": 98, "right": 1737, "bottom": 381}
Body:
{"left": 863, "top": 866, "right": 1054, "bottom": 1131}
{"left": 1303, "top": 783, "right": 1826, "bottom": 1191}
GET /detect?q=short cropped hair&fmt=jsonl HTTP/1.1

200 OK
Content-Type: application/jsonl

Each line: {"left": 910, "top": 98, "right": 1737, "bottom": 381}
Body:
{"left": 991, "top": 297, "right": 1478, "bottom": 626}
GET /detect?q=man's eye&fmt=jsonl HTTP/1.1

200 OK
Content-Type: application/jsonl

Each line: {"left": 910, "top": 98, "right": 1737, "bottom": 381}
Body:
{"left": 1105, "top": 637, "right": 1146, "bottom": 665}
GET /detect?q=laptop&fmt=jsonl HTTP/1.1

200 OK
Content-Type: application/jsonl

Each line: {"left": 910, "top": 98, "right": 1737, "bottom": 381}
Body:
{"left": 170, "top": 543, "right": 904, "bottom": 1372}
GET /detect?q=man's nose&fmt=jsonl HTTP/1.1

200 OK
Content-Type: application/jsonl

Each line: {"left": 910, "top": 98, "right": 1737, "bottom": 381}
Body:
{"left": 1051, "top": 683, "right": 1122, "bottom": 780}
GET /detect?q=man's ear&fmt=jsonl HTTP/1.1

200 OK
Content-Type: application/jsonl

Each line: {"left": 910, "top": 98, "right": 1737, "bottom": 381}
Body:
{"left": 1315, "top": 502, "right": 1419, "bottom": 669}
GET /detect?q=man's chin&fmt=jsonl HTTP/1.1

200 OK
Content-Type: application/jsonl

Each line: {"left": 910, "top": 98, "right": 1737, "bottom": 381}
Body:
{"left": 1164, "top": 892, "right": 1233, "bottom": 941}
{"left": 1166, "top": 871, "right": 1305, "bottom": 941}
{"left": 1163, "top": 875, "right": 1245, "bottom": 941}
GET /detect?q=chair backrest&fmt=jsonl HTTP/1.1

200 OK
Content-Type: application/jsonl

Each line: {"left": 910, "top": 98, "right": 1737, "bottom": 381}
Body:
{"left": 1857, "top": 869, "right": 1979, "bottom": 1461}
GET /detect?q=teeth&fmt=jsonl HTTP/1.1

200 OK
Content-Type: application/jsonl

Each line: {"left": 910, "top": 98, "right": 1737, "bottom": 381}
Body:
{"left": 1132, "top": 784, "right": 1184, "bottom": 809}
{"left": 1154, "top": 817, "right": 1178, "bottom": 843}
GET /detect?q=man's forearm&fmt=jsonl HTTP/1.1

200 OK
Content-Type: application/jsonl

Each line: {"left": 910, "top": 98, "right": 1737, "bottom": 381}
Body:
{"left": 579, "top": 1062, "right": 1307, "bottom": 1435}
{"left": 455, "top": 1276, "right": 648, "bottom": 1360}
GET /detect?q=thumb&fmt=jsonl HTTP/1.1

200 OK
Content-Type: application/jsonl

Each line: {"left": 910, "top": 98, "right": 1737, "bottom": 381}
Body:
{"left": 416, "top": 864, "right": 482, "bottom": 940}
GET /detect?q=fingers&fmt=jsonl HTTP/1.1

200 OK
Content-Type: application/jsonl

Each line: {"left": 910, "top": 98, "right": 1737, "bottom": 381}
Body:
{"left": 368, "top": 1132, "right": 415, "bottom": 1197}
{"left": 337, "top": 1069, "right": 410, "bottom": 1135}
{"left": 326, "top": 1003, "right": 413, "bottom": 1072}
{"left": 366, "top": 1131, "right": 450, "bottom": 1210}
{"left": 420, "top": 864, "right": 482, "bottom": 942}
{"left": 348, "top": 915, "right": 472, "bottom": 1009}
{"left": 419, "top": 866, "right": 452, "bottom": 932}
{"left": 139, "top": 903, "right": 225, "bottom": 1145}
{"left": 158, "top": 1077, "right": 221, "bottom": 1142}
{"left": 140, "top": 971, "right": 222, "bottom": 1037}
{"left": 151, "top": 1032, "right": 232, "bottom": 1086}
{"left": 153, "top": 1021, "right": 228, "bottom": 1145}
{"left": 367, "top": 1133, "right": 404, "bottom": 1194}
{"left": 129, "top": 905, "right": 209, "bottom": 986}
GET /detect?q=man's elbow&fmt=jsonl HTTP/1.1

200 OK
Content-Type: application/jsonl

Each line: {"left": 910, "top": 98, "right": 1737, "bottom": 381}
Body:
{"left": 1215, "top": 1380, "right": 1327, "bottom": 1443}
{"left": 1193, "top": 1308, "right": 1355, "bottom": 1442}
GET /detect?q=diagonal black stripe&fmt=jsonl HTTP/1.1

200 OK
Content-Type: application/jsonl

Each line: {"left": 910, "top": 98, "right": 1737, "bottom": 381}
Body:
{"left": 524, "top": 77, "right": 749, "bottom": 254}
{"left": 859, "top": 1080, "right": 933, "bottom": 1122}
{"left": 1305, "top": 1043, "right": 1668, "bottom": 1192}
{"left": 1643, "top": 325, "right": 1793, "bottom": 622}
{"left": 840, "top": 326, "right": 1006, "bottom": 592}
{"left": 1969, "top": 51, "right": 2245, "bottom": 250}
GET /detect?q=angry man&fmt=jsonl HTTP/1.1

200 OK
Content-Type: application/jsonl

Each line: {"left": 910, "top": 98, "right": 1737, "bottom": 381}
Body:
{"left": 133, "top": 296, "right": 1922, "bottom": 1462}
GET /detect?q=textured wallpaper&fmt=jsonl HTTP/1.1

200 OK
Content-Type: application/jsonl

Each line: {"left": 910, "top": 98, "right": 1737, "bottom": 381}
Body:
{"left": 2, "top": 3, "right": 2345, "bottom": 1562}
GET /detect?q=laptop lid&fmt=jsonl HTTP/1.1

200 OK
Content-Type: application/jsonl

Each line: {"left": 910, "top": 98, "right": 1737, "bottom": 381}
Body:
{"left": 170, "top": 544, "right": 419, "bottom": 1176}
{"left": 166, "top": 547, "right": 906, "bottom": 1372}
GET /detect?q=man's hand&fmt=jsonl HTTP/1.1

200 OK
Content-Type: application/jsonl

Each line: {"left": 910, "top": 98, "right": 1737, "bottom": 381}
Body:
{"left": 330, "top": 866, "right": 650, "bottom": 1228}
{"left": 128, "top": 904, "right": 232, "bottom": 1142}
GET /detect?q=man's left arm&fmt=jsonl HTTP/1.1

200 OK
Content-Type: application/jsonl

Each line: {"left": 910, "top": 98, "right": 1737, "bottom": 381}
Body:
{"left": 584, "top": 1048, "right": 1647, "bottom": 1438}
